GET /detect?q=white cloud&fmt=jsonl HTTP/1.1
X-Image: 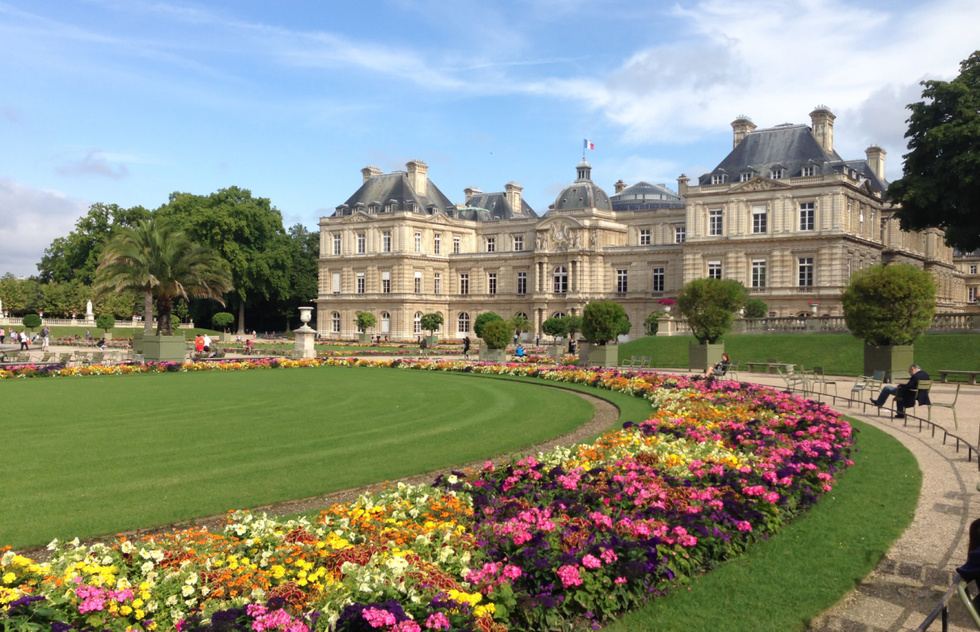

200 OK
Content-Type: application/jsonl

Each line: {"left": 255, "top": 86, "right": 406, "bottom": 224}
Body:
{"left": 56, "top": 151, "right": 130, "bottom": 179}
{"left": 0, "top": 179, "right": 89, "bottom": 277}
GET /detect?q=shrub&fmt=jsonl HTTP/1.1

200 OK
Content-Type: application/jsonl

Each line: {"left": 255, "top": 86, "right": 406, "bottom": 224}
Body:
{"left": 355, "top": 311, "right": 377, "bottom": 332}
{"left": 473, "top": 312, "right": 503, "bottom": 339}
{"left": 95, "top": 314, "right": 115, "bottom": 335}
{"left": 541, "top": 317, "right": 569, "bottom": 339}
{"left": 677, "top": 278, "right": 748, "bottom": 344}
{"left": 21, "top": 313, "right": 41, "bottom": 331}
{"left": 582, "top": 301, "right": 630, "bottom": 344}
{"left": 212, "top": 312, "right": 235, "bottom": 330}
{"left": 644, "top": 312, "right": 662, "bottom": 335}
{"left": 564, "top": 315, "right": 583, "bottom": 339}
{"left": 481, "top": 319, "right": 513, "bottom": 350}
{"left": 841, "top": 264, "right": 936, "bottom": 345}
{"left": 420, "top": 313, "right": 444, "bottom": 336}
{"left": 744, "top": 298, "right": 768, "bottom": 319}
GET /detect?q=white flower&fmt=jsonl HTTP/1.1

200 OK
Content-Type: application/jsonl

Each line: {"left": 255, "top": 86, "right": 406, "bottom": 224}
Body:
{"left": 141, "top": 561, "right": 155, "bottom": 573}
{"left": 120, "top": 541, "right": 134, "bottom": 554}
{"left": 181, "top": 584, "right": 194, "bottom": 597}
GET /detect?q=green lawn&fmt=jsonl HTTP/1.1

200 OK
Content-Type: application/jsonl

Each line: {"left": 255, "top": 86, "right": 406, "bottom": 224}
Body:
{"left": 620, "top": 333, "right": 980, "bottom": 376}
{"left": 0, "top": 367, "right": 594, "bottom": 549}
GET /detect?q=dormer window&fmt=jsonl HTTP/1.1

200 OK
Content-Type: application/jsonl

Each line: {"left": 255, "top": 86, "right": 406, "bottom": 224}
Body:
{"left": 710, "top": 174, "right": 727, "bottom": 185}
{"left": 385, "top": 199, "right": 397, "bottom": 212}
{"left": 740, "top": 172, "right": 754, "bottom": 182}
{"left": 801, "top": 166, "right": 817, "bottom": 177}
{"left": 769, "top": 169, "right": 784, "bottom": 179}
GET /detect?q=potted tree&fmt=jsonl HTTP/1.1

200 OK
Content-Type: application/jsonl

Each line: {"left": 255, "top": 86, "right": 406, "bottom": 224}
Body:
{"left": 479, "top": 318, "right": 513, "bottom": 363}
{"left": 541, "top": 316, "right": 569, "bottom": 360}
{"left": 841, "top": 263, "right": 936, "bottom": 382}
{"left": 474, "top": 312, "right": 503, "bottom": 361}
{"left": 212, "top": 312, "right": 235, "bottom": 342}
{"left": 677, "top": 278, "right": 747, "bottom": 371}
{"left": 95, "top": 314, "right": 115, "bottom": 345}
{"left": 355, "top": 311, "right": 377, "bottom": 343}
{"left": 420, "top": 312, "right": 444, "bottom": 346}
{"left": 580, "top": 301, "right": 630, "bottom": 367}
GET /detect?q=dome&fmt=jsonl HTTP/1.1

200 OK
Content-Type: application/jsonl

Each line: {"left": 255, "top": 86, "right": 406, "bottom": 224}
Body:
{"left": 554, "top": 160, "right": 612, "bottom": 211}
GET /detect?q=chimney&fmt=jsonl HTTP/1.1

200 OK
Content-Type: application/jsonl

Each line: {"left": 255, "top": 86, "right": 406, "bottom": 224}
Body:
{"left": 614, "top": 179, "right": 627, "bottom": 194}
{"left": 731, "top": 116, "right": 756, "bottom": 148}
{"left": 361, "top": 165, "right": 382, "bottom": 183}
{"left": 865, "top": 145, "right": 886, "bottom": 180}
{"left": 809, "top": 106, "right": 836, "bottom": 154}
{"left": 677, "top": 174, "right": 690, "bottom": 197}
{"left": 406, "top": 159, "right": 428, "bottom": 197}
{"left": 505, "top": 181, "right": 523, "bottom": 214}
{"left": 464, "top": 186, "right": 482, "bottom": 204}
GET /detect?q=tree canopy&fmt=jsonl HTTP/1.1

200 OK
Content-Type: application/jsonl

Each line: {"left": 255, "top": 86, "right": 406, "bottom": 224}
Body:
{"left": 581, "top": 301, "right": 630, "bottom": 344}
{"left": 887, "top": 50, "right": 980, "bottom": 251}
{"left": 677, "top": 278, "right": 747, "bottom": 344}
{"left": 841, "top": 264, "right": 936, "bottom": 346}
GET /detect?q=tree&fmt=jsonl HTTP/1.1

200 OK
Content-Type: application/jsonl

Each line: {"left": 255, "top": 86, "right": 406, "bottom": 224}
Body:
{"left": 510, "top": 313, "right": 531, "bottom": 338}
{"left": 564, "top": 315, "right": 583, "bottom": 340}
{"left": 481, "top": 319, "right": 513, "bottom": 350}
{"left": 744, "top": 298, "right": 769, "bottom": 319}
{"left": 95, "top": 314, "right": 115, "bottom": 338}
{"left": 541, "top": 317, "right": 568, "bottom": 340}
{"left": 643, "top": 312, "right": 662, "bottom": 335}
{"left": 276, "top": 224, "right": 320, "bottom": 329}
{"left": 473, "top": 312, "right": 503, "bottom": 339}
{"left": 581, "top": 301, "right": 630, "bottom": 344}
{"left": 21, "top": 313, "right": 41, "bottom": 331}
{"left": 887, "top": 50, "right": 980, "bottom": 251}
{"left": 212, "top": 312, "right": 235, "bottom": 331}
{"left": 94, "top": 218, "right": 234, "bottom": 336}
{"left": 677, "top": 278, "right": 748, "bottom": 344}
{"left": 841, "top": 264, "right": 936, "bottom": 346}
{"left": 355, "top": 311, "right": 377, "bottom": 333}
{"left": 157, "top": 187, "right": 291, "bottom": 334}
{"left": 420, "top": 313, "right": 444, "bottom": 337}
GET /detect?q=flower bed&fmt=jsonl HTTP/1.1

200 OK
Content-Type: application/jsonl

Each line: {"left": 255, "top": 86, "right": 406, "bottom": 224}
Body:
{"left": 1, "top": 361, "right": 854, "bottom": 631}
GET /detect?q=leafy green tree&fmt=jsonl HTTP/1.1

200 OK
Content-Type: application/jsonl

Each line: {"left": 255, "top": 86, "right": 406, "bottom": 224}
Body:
{"left": 744, "top": 298, "right": 769, "bottom": 319}
{"left": 212, "top": 312, "right": 235, "bottom": 331}
{"left": 157, "top": 187, "right": 291, "bottom": 333}
{"left": 564, "top": 315, "right": 583, "bottom": 340}
{"left": 841, "top": 264, "right": 936, "bottom": 345}
{"left": 510, "top": 313, "right": 531, "bottom": 337}
{"left": 95, "top": 314, "right": 115, "bottom": 338}
{"left": 481, "top": 319, "right": 513, "bottom": 350}
{"left": 355, "top": 311, "right": 377, "bottom": 333}
{"left": 677, "top": 278, "right": 748, "bottom": 344}
{"left": 581, "top": 301, "right": 630, "bottom": 344}
{"left": 0, "top": 275, "right": 41, "bottom": 316}
{"left": 94, "top": 218, "right": 234, "bottom": 336}
{"left": 643, "top": 312, "right": 662, "bottom": 335}
{"left": 888, "top": 50, "right": 980, "bottom": 251}
{"left": 473, "top": 312, "right": 503, "bottom": 339}
{"left": 420, "top": 313, "right": 444, "bottom": 337}
{"left": 541, "top": 317, "right": 568, "bottom": 340}
{"left": 21, "top": 313, "right": 41, "bottom": 331}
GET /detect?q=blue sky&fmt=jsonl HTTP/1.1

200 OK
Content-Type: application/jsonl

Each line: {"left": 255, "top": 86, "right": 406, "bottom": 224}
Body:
{"left": 1, "top": 0, "right": 978, "bottom": 277}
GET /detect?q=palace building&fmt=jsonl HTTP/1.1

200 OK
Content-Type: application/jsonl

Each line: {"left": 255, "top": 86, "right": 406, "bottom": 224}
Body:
{"left": 316, "top": 108, "right": 965, "bottom": 340}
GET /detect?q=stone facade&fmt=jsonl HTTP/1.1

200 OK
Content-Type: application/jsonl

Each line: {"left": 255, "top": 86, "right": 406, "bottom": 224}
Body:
{"left": 316, "top": 109, "right": 966, "bottom": 340}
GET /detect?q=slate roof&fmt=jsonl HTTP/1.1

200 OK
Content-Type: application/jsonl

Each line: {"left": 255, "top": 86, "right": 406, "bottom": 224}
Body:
{"left": 610, "top": 181, "right": 684, "bottom": 212}
{"left": 334, "top": 172, "right": 456, "bottom": 217}
{"left": 460, "top": 192, "right": 538, "bottom": 220}
{"left": 552, "top": 159, "right": 612, "bottom": 212}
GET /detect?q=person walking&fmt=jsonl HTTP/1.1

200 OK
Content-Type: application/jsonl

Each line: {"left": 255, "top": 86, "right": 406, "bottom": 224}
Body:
{"left": 462, "top": 336, "right": 470, "bottom": 357}
{"left": 19, "top": 329, "right": 29, "bottom": 351}
{"left": 0, "top": 326, "right": 5, "bottom": 344}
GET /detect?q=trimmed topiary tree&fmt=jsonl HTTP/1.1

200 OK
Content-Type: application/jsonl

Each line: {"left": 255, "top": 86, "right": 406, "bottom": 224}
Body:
{"left": 564, "top": 315, "right": 583, "bottom": 341}
{"left": 481, "top": 319, "right": 513, "bottom": 350}
{"left": 355, "top": 311, "right": 376, "bottom": 342}
{"left": 677, "top": 278, "right": 747, "bottom": 370}
{"left": 212, "top": 312, "right": 235, "bottom": 331}
{"left": 581, "top": 302, "right": 630, "bottom": 344}
{"left": 541, "top": 317, "right": 568, "bottom": 340}
{"left": 95, "top": 314, "right": 115, "bottom": 339}
{"left": 473, "top": 312, "right": 503, "bottom": 340}
{"left": 21, "top": 313, "right": 41, "bottom": 332}
{"left": 420, "top": 313, "right": 444, "bottom": 339}
{"left": 744, "top": 298, "right": 769, "bottom": 319}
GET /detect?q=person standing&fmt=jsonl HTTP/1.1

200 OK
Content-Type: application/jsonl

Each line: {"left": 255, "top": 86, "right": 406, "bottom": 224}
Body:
{"left": 41, "top": 325, "right": 50, "bottom": 351}
{"left": 462, "top": 336, "right": 470, "bottom": 357}
{"left": 0, "top": 326, "right": 5, "bottom": 344}
{"left": 870, "top": 364, "right": 931, "bottom": 418}
{"left": 20, "top": 329, "right": 29, "bottom": 351}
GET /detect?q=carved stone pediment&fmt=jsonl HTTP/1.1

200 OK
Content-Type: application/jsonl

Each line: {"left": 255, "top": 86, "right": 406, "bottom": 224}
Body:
{"left": 340, "top": 212, "right": 372, "bottom": 223}
{"left": 425, "top": 213, "right": 459, "bottom": 226}
{"left": 534, "top": 218, "right": 585, "bottom": 252}
{"left": 731, "top": 176, "right": 792, "bottom": 192}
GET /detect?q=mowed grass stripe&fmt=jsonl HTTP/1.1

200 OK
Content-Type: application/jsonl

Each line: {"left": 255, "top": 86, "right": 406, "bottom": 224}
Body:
{"left": 1, "top": 367, "right": 593, "bottom": 549}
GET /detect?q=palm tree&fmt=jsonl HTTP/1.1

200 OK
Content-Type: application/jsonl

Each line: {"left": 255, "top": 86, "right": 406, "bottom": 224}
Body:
{"left": 94, "top": 218, "right": 233, "bottom": 336}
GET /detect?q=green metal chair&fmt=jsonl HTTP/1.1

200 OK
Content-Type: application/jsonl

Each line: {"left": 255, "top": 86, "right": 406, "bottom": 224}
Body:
{"left": 812, "top": 366, "right": 837, "bottom": 396}
{"left": 928, "top": 382, "right": 960, "bottom": 430}
{"left": 958, "top": 580, "right": 980, "bottom": 630}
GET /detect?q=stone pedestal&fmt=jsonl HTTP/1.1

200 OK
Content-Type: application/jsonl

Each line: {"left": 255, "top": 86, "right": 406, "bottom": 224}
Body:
{"left": 294, "top": 325, "right": 317, "bottom": 359}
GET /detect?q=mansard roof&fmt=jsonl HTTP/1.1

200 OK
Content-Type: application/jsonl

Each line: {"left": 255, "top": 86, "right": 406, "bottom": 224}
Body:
{"left": 552, "top": 159, "right": 612, "bottom": 212}
{"left": 461, "top": 192, "right": 538, "bottom": 220}
{"left": 334, "top": 171, "right": 456, "bottom": 216}
{"left": 610, "top": 181, "right": 684, "bottom": 212}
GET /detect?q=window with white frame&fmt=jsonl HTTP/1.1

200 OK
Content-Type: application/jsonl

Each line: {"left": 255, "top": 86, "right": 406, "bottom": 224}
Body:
{"left": 434, "top": 273, "right": 441, "bottom": 295}
{"left": 332, "top": 272, "right": 341, "bottom": 294}
{"left": 801, "top": 165, "right": 817, "bottom": 177}
{"left": 970, "top": 287, "right": 978, "bottom": 303}
{"left": 710, "top": 174, "right": 726, "bottom": 185}
{"left": 800, "top": 202, "right": 815, "bottom": 231}
{"left": 356, "top": 272, "right": 365, "bottom": 294}
{"left": 517, "top": 271, "right": 527, "bottom": 295}
{"left": 382, "top": 271, "right": 391, "bottom": 294}
{"left": 486, "top": 237, "right": 496, "bottom": 253}
{"left": 708, "top": 209, "right": 723, "bottom": 236}
{"left": 333, "top": 234, "right": 341, "bottom": 255}
{"left": 751, "top": 259, "right": 767, "bottom": 288}
{"left": 640, "top": 229, "right": 651, "bottom": 245}
{"left": 752, "top": 206, "right": 767, "bottom": 234}
{"left": 457, "top": 313, "right": 470, "bottom": 333}
{"left": 459, "top": 273, "right": 469, "bottom": 295}
{"left": 415, "top": 232, "right": 422, "bottom": 253}
{"left": 652, "top": 267, "right": 665, "bottom": 292}
{"left": 382, "top": 230, "right": 391, "bottom": 252}
{"left": 381, "top": 312, "right": 391, "bottom": 334}
{"left": 453, "top": 236, "right": 460, "bottom": 254}
{"left": 357, "top": 233, "right": 365, "bottom": 254}
{"left": 553, "top": 266, "right": 568, "bottom": 293}
{"left": 552, "top": 312, "right": 566, "bottom": 319}
{"left": 414, "top": 312, "right": 423, "bottom": 335}
{"left": 434, "top": 233, "right": 441, "bottom": 254}
{"left": 488, "top": 272, "right": 497, "bottom": 294}
{"left": 414, "top": 271, "right": 422, "bottom": 294}
{"left": 514, "top": 235, "right": 524, "bottom": 251}
{"left": 331, "top": 312, "right": 340, "bottom": 333}
{"left": 674, "top": 226, "right": 686, "bottom": 243}
{"left": 616, "top": 269, "right": 628, "bottom": 293}
{"left": 769, "top": 168, "right": 784, "bottom": 179}
{"left": 707, "top": 260, "right": 722, "bottom": 279}
{"left": 798, "top": 257, "right": 814, "bottom": 287}
{"left": 740, "top": 172, "right": 754, "bottom": 182}
{"left": 971, "top": 264, "right": 977, "bottom": 274}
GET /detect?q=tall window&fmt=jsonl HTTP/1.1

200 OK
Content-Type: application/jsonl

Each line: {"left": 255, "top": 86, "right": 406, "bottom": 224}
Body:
{"left": 708, "top": 209, "right": 723, "bottom": 236}
{"left": 616, "top": 269, "right": 628, "bottom": 293}
{"left": 414, "top": 271, "right": 422, "bottom": 294}
{"left": 486, "top": 237, "right": 496, "bottom": 253}
{"left": 798, "top": 257, "right": 814, "bottom": 287}
{"left": 517, "top": 271, "right": 527, "bottom": 295}
{"left": 514, "top": 235, "right": 524, "bottom": 251}
{"left": 453, "top": 236, "right": 460, "bottom": 254}
{"left": 434, "top": 273, "right": 441, "bottom": 295}
{"left": 332, "top": 272, "right": 341, "bottom": 294}
{"left": 800, "top": 202, "right": 815, "bottom": 231}
{"left": 382, "top": 271, "right": 391, "bottom": 294}
{"left": 553, "top": 266, "right": 568, "bottom": 293}
{"left": 652, "top": 267, "right": 665, "bottom": 292}
{"left": 382, "top": 230, "right": 391, "bottom": 252}
{"left": 356, "top": 272, "right": 365, "bottom": 294}
{"left": 357, "top": 233, "right": 365, "bottom": 254}
{"left": 674, "top": 227, "right": 686, "bottom": 243}
{"left": 640, "top": 229, "right": 651, "bottom": 245}
{"left": 970, "top": 287, "right": 978, "bottom": 303}
{"left": 707, "top": 261, "right": 722, "bottom": 279}
{"left": 331, "top": 312, "right": 340, "bottom": 333}
{"left": 488, "top": 272, "right": 497, "bottom": 294}
{"left": 970, "top": 265, "right": 977, "bottom": 274}
{"left": 415, "top": 232, "right": 422, "bottom": 253}
{"left": 751, "top": 259, "right": 767, "bottom": 288}
{"left": 459, "top": 273, "right": 469, "bottom": 295}
{"left": 333, "top": 234, "right": 341, "bottom": 255}
{"left": 414, "top": 312, "right": 422, "bottom": 335}
{"left": 434, "top": 234, "right": 441, "bottom": 254}
{"left": 752, "top": 206, "right": 767, "bottom": 234}
{"left": 457, "top": 313, "right": 470, "bottom": 333}
{"left": 381, "top": 312, "right": 391, "bottom": 334}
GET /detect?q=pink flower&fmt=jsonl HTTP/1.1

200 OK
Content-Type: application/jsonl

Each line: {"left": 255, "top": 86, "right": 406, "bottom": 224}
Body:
{"left": 600, "top": 548, "right": 618, "bottom": 564}
{"left": 557, "top": 565, "right": 583, "bottom": 588}
{"left": 615, "top": 577, "right": 627, "bottom": 584}
{"left": 363, "top": 607, "right": 397, "bottom": 628}
{"left": 426, "top": 613, "right": 451, "bottom": 629}
{"left": 581, "top": 554, "right": 601, "bottom": 569}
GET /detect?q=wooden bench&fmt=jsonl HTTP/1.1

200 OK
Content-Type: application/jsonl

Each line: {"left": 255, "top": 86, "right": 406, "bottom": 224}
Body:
{"left": 937, "top": 370, "right": 980, "bottom": 384}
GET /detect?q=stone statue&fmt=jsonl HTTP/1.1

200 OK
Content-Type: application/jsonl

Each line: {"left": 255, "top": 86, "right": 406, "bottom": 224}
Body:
{"left": 86, "top": 300, "right": 94, "bottom": 315}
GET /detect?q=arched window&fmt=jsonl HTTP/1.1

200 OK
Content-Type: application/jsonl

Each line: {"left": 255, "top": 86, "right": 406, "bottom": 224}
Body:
{"left": 331, "top": 312, "right": 341, "bottom": 334}
{"left": 381, "top": 312, "right": 391, "bottom": 334}
{"left": 553, "top": 266, "right": 568, "bottom": 293}
{"left": 552, "top": 311, "right": 566, "bottom": 320}
{"left": 457, "top": 312, "right": 470, "bottom": 333}
{"left": 514, "top": 312, "right": 529, "bottom": 322}
{"left": 414, "top": 312, "right": 423, "bottom": 335}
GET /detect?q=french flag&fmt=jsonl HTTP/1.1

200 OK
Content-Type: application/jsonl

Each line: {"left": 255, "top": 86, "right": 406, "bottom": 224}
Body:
{"left": 584, "top": 139, "right": 595, "bottom": 150}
